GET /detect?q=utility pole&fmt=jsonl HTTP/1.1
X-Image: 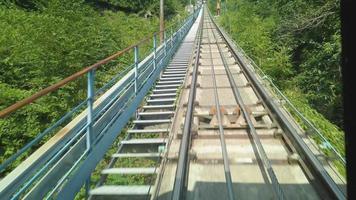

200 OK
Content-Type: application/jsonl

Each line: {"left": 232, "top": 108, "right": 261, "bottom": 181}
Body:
{"left": 216, "top": 0, "right": 221, "bottom": 16}
{"left": 160, "top": 0, "right": 164, "bottom": 44}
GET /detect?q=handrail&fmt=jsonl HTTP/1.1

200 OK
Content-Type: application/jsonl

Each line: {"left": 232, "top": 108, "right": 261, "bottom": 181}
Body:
{"left": 0, "top": 9, "right": 200, "bottom": 199}
{"left": 0, "top": 17, "right": 186, "bottom": 118}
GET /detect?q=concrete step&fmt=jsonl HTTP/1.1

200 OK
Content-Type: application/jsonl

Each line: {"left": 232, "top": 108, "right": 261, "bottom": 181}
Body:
{"left": 102, "top": 168, "right": 156, "bottom": 175}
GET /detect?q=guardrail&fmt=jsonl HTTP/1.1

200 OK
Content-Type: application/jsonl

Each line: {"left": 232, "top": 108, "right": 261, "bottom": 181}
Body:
{"left": 0, "top": 8, "right": 200, "bottom": 200}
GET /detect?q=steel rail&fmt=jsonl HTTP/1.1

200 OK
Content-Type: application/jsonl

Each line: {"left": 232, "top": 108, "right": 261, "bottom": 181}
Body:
{"left": 204, "top": 11, "right": 235, "bottom": 200}
{"left": 209, "top": 9, "right": 346, "bottom": 200}
{"left": 207, "top": 11, "right": 286, "bottom": 200}
{"left": 171, "top": 7, "right": 204, "bottom": 200}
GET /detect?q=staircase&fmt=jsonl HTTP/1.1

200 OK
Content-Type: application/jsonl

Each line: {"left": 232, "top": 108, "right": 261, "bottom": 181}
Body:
{"left": 89, "top": 41, "right": 194, "bottom": 200}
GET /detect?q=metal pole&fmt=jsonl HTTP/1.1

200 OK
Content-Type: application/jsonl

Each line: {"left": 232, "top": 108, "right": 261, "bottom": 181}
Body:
{"left": 160, "top": 0, "right": 164, "bottom": 44}
{"left": 164, "top": 31, "right": 167, "bottom": 56}
{"left": 134, "top": 46, "right": 139, "bottom": 94}
{"left": 153, "top": 34, "right": 157, "bottom": 70}
{"left": 85, "top": 70, "right": 94, "bottom": 197}
{"left": 170, "top": 27, "right": 173, "bottom": 49}
{"left": 86, "top": 69, "right": 94, "bottom": 151}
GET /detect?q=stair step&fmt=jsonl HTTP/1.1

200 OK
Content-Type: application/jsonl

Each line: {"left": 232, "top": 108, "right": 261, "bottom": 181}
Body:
{"left": 159, "top": 77, "right": 184, "bottom": 81}
{"left": 161, "top": 74, "right": 186, "bottom": 78}
{"left": 138, "top": 111, "right": 174, "bottom": 120}
{"left": 170, "top": 61, "right": 189, "bottom": 64}
{"left": 121, "top": 138, "right": 166, "bottom": 145}
{"left": 155, "top": 84, "right": 181, "bottom": 89}
{"left": 164, "top": 69, "right": 187, "bottom": 72}
{"left": 163, "top": 71, "right": 186, "bottom": 75}
{"left": 90, "top": 185, "right": 151, "bottom": 196}
{"left": 166, "top": 66, "right": 187, "bottom": 70}
{"left": 127, "top": 129, "right": 169, "bottom": 134}
{"left": 157, "top": 80, "right": 183, "bottom": 85}
{"left": 102, "top": 168, "right": 156, "bottom": 175}
{"left": 142, "top": 104, "right": 175, "bottom": 109}
{"left": 150, "top": 93, "right": 177, "bottom": 98}
{"left": 112, "top": 153, "right": 161, "bottom": 158}
{"left": 153, "top": 88, "right": 178, "bottom": 94}
{"left": 133, "top": 119, "right": 171, "bottom": 124}
{"left": 138, "top": 111, "right": 174, "bottom": 116}
{"left": 146, "top": 98, "right": 175, "bottom": 105}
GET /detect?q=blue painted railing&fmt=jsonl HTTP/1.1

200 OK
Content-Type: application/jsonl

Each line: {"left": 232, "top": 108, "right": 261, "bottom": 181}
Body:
{"left": 0, "top": 7, "right": 200, "bottom": 200}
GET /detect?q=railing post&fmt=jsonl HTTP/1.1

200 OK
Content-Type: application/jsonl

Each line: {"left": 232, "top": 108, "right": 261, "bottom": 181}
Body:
{"left": 134, "top": 45, "right": 139, "bottom": 94}
{"left": 164, "top": 30, "right": 167, "bottom": 57}
{"left": 85, "top": 68, "right": 94, "bottom": 197}
{"left": 86, "top": 69, "right": 95, "bottom": 151}
{"left": 170, "top": 27, "right": 173, "bottom": 50}
{"left": 153, "top": 33, "right": 157, "bottom": 71}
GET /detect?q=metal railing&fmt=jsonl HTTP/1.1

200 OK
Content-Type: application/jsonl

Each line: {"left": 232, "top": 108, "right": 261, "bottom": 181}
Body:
{"left": 0, "top": 8, "right": 200, "bottom": 200}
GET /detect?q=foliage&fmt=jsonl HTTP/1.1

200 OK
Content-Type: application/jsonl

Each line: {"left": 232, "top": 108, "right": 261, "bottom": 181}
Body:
{"left": 215, "top": 0, "right": 343, "bottom": 128}
{"left": 213, "top": 0, "right": 344, "bottom": 173}
{"left": 0, "top": 0, "right": 187, "bottom": 176}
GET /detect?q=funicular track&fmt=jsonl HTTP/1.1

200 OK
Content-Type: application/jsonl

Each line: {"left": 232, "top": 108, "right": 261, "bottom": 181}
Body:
{"left": 0, "top": 4, "right": 346, "bottom": 200}
{"left": 155, "top": 5, "right": 346, "bottom": 200}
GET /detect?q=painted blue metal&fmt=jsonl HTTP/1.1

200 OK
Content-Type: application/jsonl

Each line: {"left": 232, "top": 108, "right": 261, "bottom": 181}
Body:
{"left": 57, "top": 11, "right": 199, "bottom": 200}
{"left": 0, "top": 99, "right": 87, "bottom": 174}
{"left": 134, "top": 46, "right": 139, "bottom": 94}
{"left": 86, "top": 70, "right": 95, "bottom": 151}
{"left": 153, "top": 34, "right": 157, "bottom": 71}
{"left": 0, "top": 8, "right": 200, "bottom": 200}
{"left": 95, "top": 63, "right": 133, "bottom": 97}
{"left": 10, "top": 124, "right": 88, "bottom": 200}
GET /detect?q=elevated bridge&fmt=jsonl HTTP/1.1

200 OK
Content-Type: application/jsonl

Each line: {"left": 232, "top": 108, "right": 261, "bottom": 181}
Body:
{"left": 0, "top": 4, "right": 346, "bottom": 200}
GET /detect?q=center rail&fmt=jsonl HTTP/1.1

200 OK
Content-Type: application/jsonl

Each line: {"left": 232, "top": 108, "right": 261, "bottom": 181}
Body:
{"left": 208, "top": 10, "right": 285, "bottom": 200}
{"left": 206, "top": 14, "right": 235, "bottom": 200}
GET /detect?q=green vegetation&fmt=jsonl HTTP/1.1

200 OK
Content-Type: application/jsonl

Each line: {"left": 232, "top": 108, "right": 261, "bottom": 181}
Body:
{"left": 0, "top": 0, "right": 188, "bottom": 175}
{"left": 209, "top": 0, "right": 344, "bottom": 170}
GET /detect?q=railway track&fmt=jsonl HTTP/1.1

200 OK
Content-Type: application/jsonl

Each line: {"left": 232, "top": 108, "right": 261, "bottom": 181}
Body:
{"left": 155, "top": 5, "right": 345, "bottom": 200}
{"left": 0, "top": 4, "right": 346, "bottom": 200}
